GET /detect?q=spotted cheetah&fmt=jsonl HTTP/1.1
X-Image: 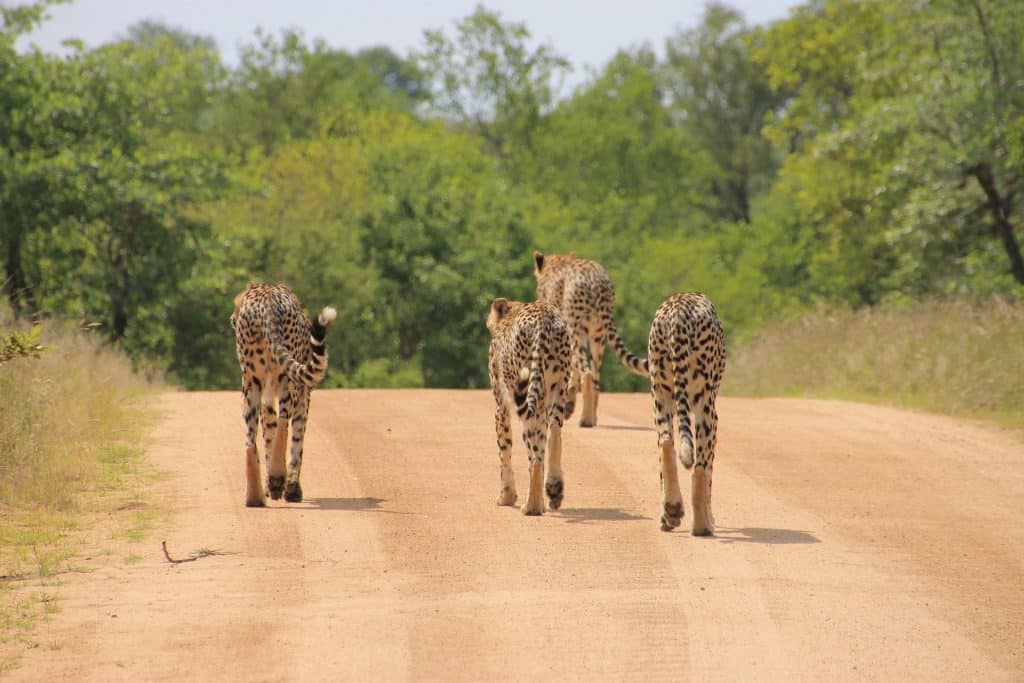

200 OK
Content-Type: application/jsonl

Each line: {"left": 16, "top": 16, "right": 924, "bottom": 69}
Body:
{"left": 487, "top": 298, "right": 573, "bottom": 515}
{"left": 647, "top": 293, "right": 725, "bottom": 534}
{"left": 231, "top": 283, "right": 336, "bottom": 507}
{"left": 533, "top": 251, "right": 648, "bottom": 428}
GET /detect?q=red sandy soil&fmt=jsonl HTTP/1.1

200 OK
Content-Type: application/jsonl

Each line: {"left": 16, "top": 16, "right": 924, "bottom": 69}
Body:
{"left": 7, "top": 390, "right": 1023, "bottom": 681}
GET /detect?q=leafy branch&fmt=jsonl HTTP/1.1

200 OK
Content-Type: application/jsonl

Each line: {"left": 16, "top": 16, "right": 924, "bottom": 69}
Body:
{"left": 0, "top": 325, "right": 46, "bottom": 365}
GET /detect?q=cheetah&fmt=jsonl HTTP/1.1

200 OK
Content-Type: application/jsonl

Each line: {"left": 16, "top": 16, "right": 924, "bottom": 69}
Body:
{"left": 230, "top": 283, "right": 336, "bottom": 507}
{"left": 647, "top": 293, "right": 726, "bottom": 534}
{"left": 486, "top": 297, "right": 573, "bottom": 515}
{"left": 533, "top": 251, "right": 649, "bottom": 428}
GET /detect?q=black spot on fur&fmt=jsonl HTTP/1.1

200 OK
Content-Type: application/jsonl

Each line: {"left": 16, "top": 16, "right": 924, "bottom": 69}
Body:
{"left": 513, "top": 370, "right": 530, "bottom": 417}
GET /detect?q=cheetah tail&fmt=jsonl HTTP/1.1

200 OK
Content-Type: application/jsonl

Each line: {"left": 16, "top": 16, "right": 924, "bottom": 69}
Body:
{"left": 603, "top": 316, "right": 649, "bottom": 377}
{"left": 270, "top": 306, "right": 337, "bottom": 388}
{"left": 513, "top": 347, "right": 543, "bottom": 420}
{"left": 311, "top": 306, "right": 337, "bottom": 343}
{"left": 302, "top": 306, "right": 336, "bottom": 385}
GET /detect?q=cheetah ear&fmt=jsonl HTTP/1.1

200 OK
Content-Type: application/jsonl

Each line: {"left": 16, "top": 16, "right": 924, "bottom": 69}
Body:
{"left": 533, "top": 251, "right": 545, "bottom": 273}
{"left": 491, "top": 297, "right": 510, "bottom": 320}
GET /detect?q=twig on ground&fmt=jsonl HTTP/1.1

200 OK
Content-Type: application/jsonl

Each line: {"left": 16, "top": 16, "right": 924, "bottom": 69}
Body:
{"left": 161, "top": 541, "right": 219, "bottom": 564}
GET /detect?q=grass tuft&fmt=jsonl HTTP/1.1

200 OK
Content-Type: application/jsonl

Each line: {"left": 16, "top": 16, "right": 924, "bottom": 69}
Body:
{"left": 726, "top": 296, "right": 1024, "bottom": 430}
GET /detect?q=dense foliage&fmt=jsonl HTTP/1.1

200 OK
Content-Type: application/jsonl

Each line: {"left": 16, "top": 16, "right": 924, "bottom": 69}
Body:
{"left": 3, "top": 1, "right": 1021, "bottom": 390}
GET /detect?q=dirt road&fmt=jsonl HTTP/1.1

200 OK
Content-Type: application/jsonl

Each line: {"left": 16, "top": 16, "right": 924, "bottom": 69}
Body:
{"left": 10, "top": 390, "right": 1024, "bottom": 681}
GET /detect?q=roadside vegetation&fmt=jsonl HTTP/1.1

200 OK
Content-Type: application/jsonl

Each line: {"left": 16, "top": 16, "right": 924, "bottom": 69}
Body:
{"left": 0, "top": 310, "right": 159, "bottom": 669}
{"left": 726, "top": 297, "right": 1024, "bottom": 430}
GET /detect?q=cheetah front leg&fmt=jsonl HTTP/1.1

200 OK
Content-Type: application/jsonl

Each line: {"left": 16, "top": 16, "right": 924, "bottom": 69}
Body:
{"left": 494, "top": 389, "right": 517, "bottom": 507}
{"left": 242, "top": 378, "right": 265, "bottom": 507}
{"left": 650, "top": 351, "right": 683, "bottom": 531}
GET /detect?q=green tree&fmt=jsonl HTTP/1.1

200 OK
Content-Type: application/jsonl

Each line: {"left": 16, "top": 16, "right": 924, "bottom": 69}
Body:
{"left": 122, "top": 19, "right": 218, "bottom": 53}
{"left": 525, "top": 48, "right": 713, "bottom": 243}
{"left": 354, "top": 111, "right": 534, "bottom": 387}
{"left": 4, "top": 32, "right": 227, "bottom": 360}
{"left": 0, "top": 0, "right": 72, "bottom": 314}
{"left": 214, "top": 30, "right": 423, "bottom": 156}
{"left": 416, "top": 5, "right": 569, "bottom": 163}
{"left": 661, "top": 3, "right": 782, "bottom": 224}
{"left": 756, "top": 0, "right": 1024, "bottom": 300}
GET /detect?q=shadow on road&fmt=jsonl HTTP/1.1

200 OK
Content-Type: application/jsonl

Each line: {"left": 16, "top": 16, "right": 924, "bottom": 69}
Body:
{"left": 593, "top": 424, "right": 654, "bottom": 432}
{"left": 557, "top": 507, "right": 650, "bottom": 524}
{"left": 713, "top": 527, "right": 820, "bottom": 545}
{"left": 299, "top": 497, "right": 387, "bottom": 511}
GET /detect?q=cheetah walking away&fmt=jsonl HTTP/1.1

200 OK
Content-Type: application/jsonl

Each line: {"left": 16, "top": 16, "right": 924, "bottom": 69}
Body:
{"left": 533, "top": 251, "right": 648, "bottom": 428}
{"left": 486, "top": 298, "right": 573, "bottom": 515}
{"left": 231, "top": 283, "right": 336, "bottom": 507}
{"left": 647, "top": 293, "right": 725, "bottom": 534}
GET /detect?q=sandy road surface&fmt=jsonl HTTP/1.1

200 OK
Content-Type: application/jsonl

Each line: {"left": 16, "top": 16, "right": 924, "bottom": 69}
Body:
{"left": 9, "top": 390, "right": 1024, "bottom": 681}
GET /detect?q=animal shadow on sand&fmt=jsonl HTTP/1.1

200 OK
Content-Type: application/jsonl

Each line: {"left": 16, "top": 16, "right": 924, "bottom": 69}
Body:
{"left": 557, "top": 507, "right": 650, "bottom": 524}
{"left": 593, "top": 424, "right": 654, "bottom": 432}
{"left": 299, "top": 497, "right": 387, "bottom": 512}
{"left": 713, "top": 527, "right": 820, "bottom": 545}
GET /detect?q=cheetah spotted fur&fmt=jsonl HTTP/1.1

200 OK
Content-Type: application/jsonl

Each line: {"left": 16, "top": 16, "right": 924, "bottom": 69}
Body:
{"left": 231, "top": 282, "right": 336, "bottom": 507}
{"left": 533, "top": 251, "right": 648, "bottom": 428}
{"left": 487, "top": 298, "right": 573, "bottom": 515}
{"left": 647, "top": 292, "right": 726, "bottom": 534}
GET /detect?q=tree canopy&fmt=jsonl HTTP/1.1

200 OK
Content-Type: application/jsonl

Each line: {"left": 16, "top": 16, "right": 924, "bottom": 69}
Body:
{"left": 3, "top": 0, "right": 1021, "bottom": 389}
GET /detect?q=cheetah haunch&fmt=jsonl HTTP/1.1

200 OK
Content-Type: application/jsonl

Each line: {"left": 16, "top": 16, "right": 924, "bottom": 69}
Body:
{"left": 231, "top": 283, "right": 335, "bottom": 507}
{"left": 487, "top": 298, "right": 572, "bottom": 515}
{"left": 533, "top": 251, "right": 648, "bottom": 428}
{"left": 647, "top": 293, "right": 725, "bottom": 534}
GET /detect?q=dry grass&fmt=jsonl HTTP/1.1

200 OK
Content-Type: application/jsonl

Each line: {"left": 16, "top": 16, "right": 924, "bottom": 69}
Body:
{"left": 0, "top": 311, "right": 160, "bottom": 667}
{"left": 726, "top": 297, "right": 1024, "bottom": 430}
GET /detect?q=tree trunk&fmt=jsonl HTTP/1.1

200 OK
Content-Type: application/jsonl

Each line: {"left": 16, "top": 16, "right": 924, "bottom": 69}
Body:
{"left": 966, "top": 162, "right": 1024, "bottom": 286}
{"left": 112, "top": 304, "right": 128, "bottom": 342}
{"left": 3, "top": 233, "right": 35, "bottom": 316}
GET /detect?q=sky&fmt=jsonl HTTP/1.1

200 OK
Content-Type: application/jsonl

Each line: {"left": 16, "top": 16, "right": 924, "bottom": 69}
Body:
{"left": 21, "top": 0, "right": 802, "bottom": 78}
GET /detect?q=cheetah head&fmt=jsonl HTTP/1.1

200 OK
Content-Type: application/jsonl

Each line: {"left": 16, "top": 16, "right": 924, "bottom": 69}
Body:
{"left": 487, "top": 297, "right": 524, "bottom": 335}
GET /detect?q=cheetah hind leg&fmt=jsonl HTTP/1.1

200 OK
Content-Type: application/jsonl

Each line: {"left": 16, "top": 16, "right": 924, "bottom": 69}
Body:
{"left": 544, "top": 423, "right": 564, "bottom": 510}
{"left": 691, "top": 466, "right": 714, "bottom": 536}
{"left": 563, "top": 369, "right": 580, "bottom": 419}
{"left": 284, "top": 481, "right": 303, "bottom": 503}
{"left": 242, "top": 383, "right": 266, "bottom": 507}
{"left": 579, "top": 370, "right": 597, "bottom": 427}
{"left": 245, "top": 445, "right": 266, "bottom": 508}
{"left": 263, "top": 403, "right": 288, "bottom": 500}
{"left": 521, "top": 419, "right": 546, "bottom": 516}
{"left": 521, "top": 456, "right": 545, "bottom": 516}
{"left": 660, "top": 441, "right": 684, "bottom": 531}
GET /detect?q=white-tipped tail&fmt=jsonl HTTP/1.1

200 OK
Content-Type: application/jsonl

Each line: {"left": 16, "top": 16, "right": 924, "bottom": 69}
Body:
{"left": 319, "top": 307, "right": 337, "bottom": 325}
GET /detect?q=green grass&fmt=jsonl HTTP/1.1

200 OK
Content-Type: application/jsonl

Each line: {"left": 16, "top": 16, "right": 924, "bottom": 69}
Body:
{"left": 725, "top": 296, "right": 1024, "bottom": 430}
{"left": 0, "top": 310, "right": 161, "bottom": 668}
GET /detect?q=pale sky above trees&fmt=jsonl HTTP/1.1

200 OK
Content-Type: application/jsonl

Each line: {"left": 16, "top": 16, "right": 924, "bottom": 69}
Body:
{"left": 23, "top": 0, "right": 801, "bottom": 79}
